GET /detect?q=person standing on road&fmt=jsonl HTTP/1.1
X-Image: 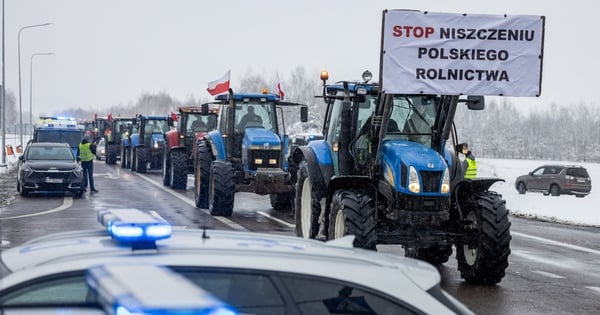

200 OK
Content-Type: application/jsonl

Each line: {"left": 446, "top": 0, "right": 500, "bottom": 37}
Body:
{"left": 77, "top": 134, "right": 99, "bottom": 193}
{"left": 457, "top": 143, "right": 477, "bottom": 179}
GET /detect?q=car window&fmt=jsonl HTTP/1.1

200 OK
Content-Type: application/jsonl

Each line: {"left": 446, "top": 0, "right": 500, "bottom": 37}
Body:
{"left": 532, "top": 168, "right": 544, "bottom": 176}
{"left": 0, "top": 274, "right": 90, "bottom": 306}
{"left": 543, "top": 167, "right": 561, "bottom": 175}
{"left": 281, "top": 274, "right": 420, "bottom": 315}
{"left": 566, "top": 168, "right": 589, "bottom": 178}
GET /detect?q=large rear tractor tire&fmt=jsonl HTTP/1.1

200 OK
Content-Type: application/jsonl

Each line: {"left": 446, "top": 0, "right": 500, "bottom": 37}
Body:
{"left": 170, "top": 150, "right": 188, "bottom": 190}
{"left": 329, "top": 189, "right": 377, "bottom": 250}
{"left": 208, "top": 160, "right": 235, "bottom": 216}
{"left": 194, "top": 142, "right": 212, "bottom": 208}
{"left": 162, "top": 151, "right": 171, "bottom": 186}
{"left": 456, "top": 191, "right": 511, "bottom": 284}
{"left": 135, "top": 147, "right": 149, "bottom": 173}
{"left": 120, "top": 146, "right": 127, "bottom": 168}
{"left": 294, "top": 160, "right": 322, "bottom": 239}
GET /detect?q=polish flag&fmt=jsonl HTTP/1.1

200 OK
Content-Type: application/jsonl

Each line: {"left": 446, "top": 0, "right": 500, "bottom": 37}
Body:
{"left": 276, "top": 72, "right": 285, "bottom": 100}
{"left": 107, "top": 112, "right": 113, "bottom": 122}
{"left": 207, "top": 70, "right": 231, "bottom": 96}
{"left": 170, "top": 111, "right": 179, "bottom": 122}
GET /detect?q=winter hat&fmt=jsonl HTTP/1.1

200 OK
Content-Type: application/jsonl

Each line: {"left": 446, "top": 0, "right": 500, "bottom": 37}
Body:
{"left": 83, "top": 134, "right": 91, "bottom": 141}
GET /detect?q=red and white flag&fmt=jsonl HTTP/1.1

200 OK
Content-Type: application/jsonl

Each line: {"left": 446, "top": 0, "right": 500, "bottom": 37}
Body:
{"left": 276, "top": 72, "right": 285, "bottom": 100}
{"left": 207, "top": 70, "right": 231, "bottom": 96}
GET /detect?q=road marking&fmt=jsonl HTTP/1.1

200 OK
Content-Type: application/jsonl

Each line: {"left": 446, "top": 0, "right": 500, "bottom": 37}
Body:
{"left": 256, "top": 211, "right": 295, "bottom": 228}
{"left": 531, "top": 270, "right": 565, "bottom": 279}
{"left": 0, "top": 197, "right": 74, "bottom": 220}
{"left": 134, "top": 173, "right": 249, "bottom": 231}
{"left": 512, "top": 231, "right": 600, "bottom": 256}
{"left": 586, "top": 287, "right": 600, "bottom": 294}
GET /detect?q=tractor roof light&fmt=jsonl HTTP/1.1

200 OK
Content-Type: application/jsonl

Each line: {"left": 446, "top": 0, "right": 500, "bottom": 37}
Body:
{"left": 320, "top": 70, "right": 329, "bottom": 82}
{"left": 262, "top": 88, "right": 268, "bottom": 94}
{"left": 362, "top": 70, "right": 372, "bottom": 83}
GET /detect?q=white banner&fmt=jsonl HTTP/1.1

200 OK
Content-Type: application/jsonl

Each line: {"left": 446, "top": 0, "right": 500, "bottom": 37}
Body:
{"left": 382, "top": 10, "right": 545, "bottom": 97}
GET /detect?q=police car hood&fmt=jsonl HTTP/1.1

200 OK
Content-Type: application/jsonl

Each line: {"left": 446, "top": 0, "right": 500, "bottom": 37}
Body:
{"left": 381, "top": 139, "right": 446, "bottom": 172}
{"left": 244, "top": 128, "right": 280, "bottom": 147}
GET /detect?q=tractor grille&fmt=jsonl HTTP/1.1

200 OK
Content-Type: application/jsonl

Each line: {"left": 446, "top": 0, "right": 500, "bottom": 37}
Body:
{"left": 420, "top": 170, "right": 441, "bottom": 192}
{"left": 248, "top": 150, "right": 281, "bottom": 170}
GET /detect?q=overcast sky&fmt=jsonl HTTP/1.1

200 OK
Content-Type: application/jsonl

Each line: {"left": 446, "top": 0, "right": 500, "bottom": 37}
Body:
{"left": 5, "top": 0, "right": 597, "bottom": 116}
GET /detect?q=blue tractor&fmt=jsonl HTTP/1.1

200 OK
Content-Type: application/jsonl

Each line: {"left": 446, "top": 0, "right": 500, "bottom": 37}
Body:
{"left": 291, "top": 71, "right": 511, "bottom": 284}
{"left": 194, "top": 89, "right": 308, "bottom": 216}
{"left": 129, "top": 114, "right": 168, "bottom": 173}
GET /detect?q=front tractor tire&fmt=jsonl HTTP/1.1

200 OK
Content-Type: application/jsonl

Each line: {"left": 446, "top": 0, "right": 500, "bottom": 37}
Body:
{"left": 456, "top": 191, "right": 511, "bottom": 285}
{"left": 194, "top": 142, "right": 212, "bottom": 208}
{"left": 328, "top": 189, "right": 377, "bottom": 250}
{"left": 270, "top": 193, "right": 293, "bottom": 211}
{"left": 294, "top": 160, "right": 321, "bottom": 239}
{"left": 135, "top": 147, "right": 149, "bottom": 173}
{"left": 169, "top": 150, "right": 188, "bottom": 190}
{"left": 208, "top": 160, "right": 235, "bottom": 216}
{"left": 162, "top": 151, "right": 171, "bottom": 186}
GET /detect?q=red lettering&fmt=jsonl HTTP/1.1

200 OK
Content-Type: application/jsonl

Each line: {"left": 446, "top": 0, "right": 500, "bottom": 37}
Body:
{"left": 392, "top": 26, "right": 435, "bottom": 38}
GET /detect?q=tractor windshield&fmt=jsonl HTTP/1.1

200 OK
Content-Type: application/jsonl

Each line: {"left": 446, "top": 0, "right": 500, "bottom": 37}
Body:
{"left": 386, "top": 95, "right": 438, "bottom": 146}
{"left": 187, "top": 114, "right": 217, "bottom": 134}
{"left": 235, "top": 102, "right": 276, "bottom": 133}
{"left": 145, "top": 120, "right": 168, "bottom": 134}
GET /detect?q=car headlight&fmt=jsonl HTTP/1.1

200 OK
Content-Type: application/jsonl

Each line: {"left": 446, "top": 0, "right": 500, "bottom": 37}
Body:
{"left": 73, "top": 165, "right": 83, "bottom": 177}
{"left": 21, "top": 164, "right": 34, "bottom": 177}
{"left": 441, "top": 167, "right": 450, "bottom": 193}
{"left": 408, "top": 166, "right": 420, "bottom": 193}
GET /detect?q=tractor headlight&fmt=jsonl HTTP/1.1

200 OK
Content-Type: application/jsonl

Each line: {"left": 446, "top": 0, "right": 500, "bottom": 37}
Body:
{"left": 268, "top": 158, "right": 277, "bottom": 165}
{"left": 254, "top": 158, "right": 263, "bottom": 165}
{"left": 408, "top": 166, "right": 420, "bottom": 193}
{"left": 441, "top": 167, "right": 450, "bottom": 194}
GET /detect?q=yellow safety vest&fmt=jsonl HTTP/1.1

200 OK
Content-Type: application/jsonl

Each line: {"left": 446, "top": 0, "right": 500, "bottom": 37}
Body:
{"left": 465, "top": 157, "right": 477, "bottom": 179}
{"left": 79, "top": 142, "right": 94, "bottom": 162}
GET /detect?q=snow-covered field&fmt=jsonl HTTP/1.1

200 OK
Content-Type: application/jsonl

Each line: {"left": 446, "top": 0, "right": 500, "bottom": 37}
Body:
{"left": 1, "top": 134, "right": 597, "bottom": 226}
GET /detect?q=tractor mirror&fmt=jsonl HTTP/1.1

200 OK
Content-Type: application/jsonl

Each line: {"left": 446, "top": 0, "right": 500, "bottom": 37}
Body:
{"left": 300, "top": 106, "right": 308, "bottom": 122}
{"left": 201, "top": 103, "right": 209, "bottom": 115}
{"left": 466, "top": 95, "right": 485, "bottom": 110}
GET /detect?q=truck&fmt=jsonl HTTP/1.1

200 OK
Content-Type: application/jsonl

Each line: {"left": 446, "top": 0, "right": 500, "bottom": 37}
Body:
{"left": 128, "top": 114, "right": 168, "bottom": 173}
{"left": 163, "top": 107, "right": 218, "bottom": 190}
{"left": 193, "top": 90, "right": 308, "bottom": 216}
{"left": 291, "top": 10, "right": 545, "bottom": 284}
{"left": 32, "top": 116, "right": 84, "bottom": 156}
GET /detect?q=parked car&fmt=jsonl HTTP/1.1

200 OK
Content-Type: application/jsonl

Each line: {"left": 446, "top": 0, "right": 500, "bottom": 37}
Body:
{"left": 16, "top": 142, "right": 84, "bottom": 197}
{"left": 95, "top": 136, "right": 106, "bottom": 160}
{"left": 0, "top": 208, "right": 473, "bottom": 315}
{"left": 515, "top": 164, "right": 592, "bottom": 197}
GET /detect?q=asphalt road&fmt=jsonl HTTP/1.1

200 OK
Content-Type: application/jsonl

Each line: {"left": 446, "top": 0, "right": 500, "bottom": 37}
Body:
{"left": 1, "top": 160, "right": 599, "bottom": 314}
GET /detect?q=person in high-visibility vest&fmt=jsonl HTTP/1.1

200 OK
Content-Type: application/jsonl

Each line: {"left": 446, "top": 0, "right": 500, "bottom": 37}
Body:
{"left": 457, "top": 143, "right": 477, "bottom": 179}
{"left": 77, "top": 134, "right": 99, "bottom": 193}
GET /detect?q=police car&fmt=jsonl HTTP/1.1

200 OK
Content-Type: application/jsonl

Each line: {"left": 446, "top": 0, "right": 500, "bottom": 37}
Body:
{"left": 0, "top": 209, "right": 473, "bottom": 315}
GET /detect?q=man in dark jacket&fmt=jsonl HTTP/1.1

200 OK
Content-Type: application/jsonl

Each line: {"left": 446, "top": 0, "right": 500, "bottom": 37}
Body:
{"left": 77, "top": 134, "right": 99, "bottom": 193}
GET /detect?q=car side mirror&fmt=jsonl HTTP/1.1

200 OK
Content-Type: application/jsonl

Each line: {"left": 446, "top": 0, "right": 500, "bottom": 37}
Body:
{"left": 18, "top": 155, "right": 24, "bottom": 162}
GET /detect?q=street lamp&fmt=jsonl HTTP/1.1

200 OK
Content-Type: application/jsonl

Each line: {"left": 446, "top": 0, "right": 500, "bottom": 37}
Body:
{"left": 29, "top": 52, "right": 54, "bottom": 138}
{"left": 18, "top": 22, "right": 52, "bottom": 148}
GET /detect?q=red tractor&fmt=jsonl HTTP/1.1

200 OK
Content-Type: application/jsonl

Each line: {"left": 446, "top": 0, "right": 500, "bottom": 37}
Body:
{"left": 162, "top": 106, "right": 218, "bottom": 189}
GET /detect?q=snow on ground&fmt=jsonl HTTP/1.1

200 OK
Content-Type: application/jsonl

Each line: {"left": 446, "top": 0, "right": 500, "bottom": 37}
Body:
{"left": 1, "top": 134, "right": 597, "bottom": 226}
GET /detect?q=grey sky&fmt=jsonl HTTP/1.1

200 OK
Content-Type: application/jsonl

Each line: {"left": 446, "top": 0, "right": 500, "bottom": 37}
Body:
{"left": 5, "top": 0, "right": 597, "bottom": 116}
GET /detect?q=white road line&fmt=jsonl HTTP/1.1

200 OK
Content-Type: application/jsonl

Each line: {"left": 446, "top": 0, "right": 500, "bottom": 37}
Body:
{"left": 135, "top": 173, "right": 249, "bottom": 231}
{"left": 512, "top": 231, "right": 600, "bottom": 256}
{"left": 531, "top": 270, "right": 565, "bottom": 279}
{"left": 256, "top": 211, "right": 295, "bottom": 228}
{"left": 586, "top": 287, "right": 600, "bottom": 294}
{"left": 0, "top": 197, "right": 74, "bottom": 220}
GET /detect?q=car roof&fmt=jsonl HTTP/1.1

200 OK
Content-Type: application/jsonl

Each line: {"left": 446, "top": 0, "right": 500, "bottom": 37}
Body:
{"left": 539, "top": 164, "right": 586, "bottom": 169}
{"left": 27, "top": 142, "right": 71, "bottom": 148}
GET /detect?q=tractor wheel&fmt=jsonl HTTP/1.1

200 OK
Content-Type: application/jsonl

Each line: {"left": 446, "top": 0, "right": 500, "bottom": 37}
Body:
{"left": 120, "top": 146, "right": 126, "bottom": 168}
{"left": 329, "top": 189, "right": 377, "bottom": 250}
{"left": 517, "top": 182, "right": 526, "bottom": 194}
{"left": 550, "top": 184, "right": 561, "bottom": 196}
{"left": 130, "top": 148, "right": 137, "bottom": 171}
{"left": 194, "top": 142, "right": 212, "bottom": 208}
{"left": 270, "top": 193, "right": 292, "bottom": 211}
{"left": 456, "top": 191, "right": 511, "bottom": 284}
{"left": 405, "top": 245, "right": 453, "bottom": 265}
{"left": 135, "top": 147, "right": 148, "bottom": 173}
{"left": 170, "top": 151, "right": 188, "bottom": 190}
{"left": 162, "top": 151, "right": 171, "bottom": 186}
{"left": 208, "top": 160, "right": 235, "bottom": 216}
{"left": 294, "top": 160, "right": 321, "bottom": 239}
{"left": 107, "top": 146, "right": 117, "bottom": 165}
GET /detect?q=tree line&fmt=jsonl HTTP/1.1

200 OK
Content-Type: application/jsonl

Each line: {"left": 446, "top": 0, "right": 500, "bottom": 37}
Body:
{"left": 14, "top": 66, "right": 598, "bottom": 163}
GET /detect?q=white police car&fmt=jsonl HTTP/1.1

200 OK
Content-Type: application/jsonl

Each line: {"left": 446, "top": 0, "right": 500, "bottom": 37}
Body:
{"left": 0, "top": 209, "right": 473, "bottom": 315}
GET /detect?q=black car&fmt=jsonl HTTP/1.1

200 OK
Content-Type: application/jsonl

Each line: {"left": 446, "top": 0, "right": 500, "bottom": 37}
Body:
{"left": 17, "top": 142, "right": 84, "bottom": 197}
{"left": 515, "top": 164, "right": 592, "bottom": 197}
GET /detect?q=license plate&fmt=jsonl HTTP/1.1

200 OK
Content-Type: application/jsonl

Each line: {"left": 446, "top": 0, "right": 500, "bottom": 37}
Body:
{"left": 45, "top": 177, "right": 63, "bottom": 183}
{"left": 576, "top": 179, "right": 586, "bottom": 183}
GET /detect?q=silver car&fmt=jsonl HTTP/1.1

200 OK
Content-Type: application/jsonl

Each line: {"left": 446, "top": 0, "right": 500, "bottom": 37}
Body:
{"left": 0, "top": 209, "right": 473, "bottom": 315}
{"left": 95, "top": 137, "right": 106, "bottom": 161}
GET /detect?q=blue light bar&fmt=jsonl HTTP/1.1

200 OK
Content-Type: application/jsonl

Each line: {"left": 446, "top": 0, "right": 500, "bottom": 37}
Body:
{"left": 87, "top": 264, "right": 238, "bottom": 315}
{"left": 97, "top": 209, "right": 172, "bottom": 246}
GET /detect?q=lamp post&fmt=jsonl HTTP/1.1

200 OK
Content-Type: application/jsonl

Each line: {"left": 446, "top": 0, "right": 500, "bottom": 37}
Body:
{"left": 29, "top": 52, "right": 54, "bottom": 138}
{"left": 18, "top": 22, "right": 51, "bottom": 148}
